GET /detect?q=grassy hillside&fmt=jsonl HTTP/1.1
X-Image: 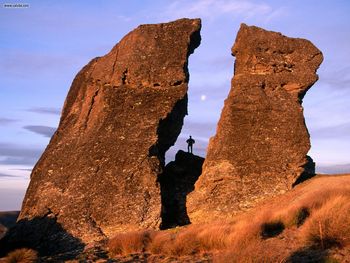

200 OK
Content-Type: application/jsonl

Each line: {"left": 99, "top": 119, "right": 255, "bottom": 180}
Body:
{"left": 107, "top": 174, "right": 350, "bottom": 262}
{"left": 1, "top": 175, "right": 349, "bottom": 262}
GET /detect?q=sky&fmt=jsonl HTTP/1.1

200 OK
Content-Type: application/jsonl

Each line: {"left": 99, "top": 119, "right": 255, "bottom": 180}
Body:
{"left": 0, "top": 0, "right": 349, "bottom": 211}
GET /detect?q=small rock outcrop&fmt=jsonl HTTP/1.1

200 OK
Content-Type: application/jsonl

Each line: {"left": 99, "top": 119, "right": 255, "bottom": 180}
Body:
{"left": 159, "top": 150, "right": 204, "bottom": 229}
{"left": 188, "top": 24, "right": 323, "bottom": 223}
{"left": 15, "top": 18, "right": 201, "bottom": 247}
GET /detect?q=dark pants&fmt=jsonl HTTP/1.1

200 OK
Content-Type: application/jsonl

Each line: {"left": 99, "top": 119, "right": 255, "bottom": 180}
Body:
{"left": 187, "top": 144, "right": 193, "bottom": 154}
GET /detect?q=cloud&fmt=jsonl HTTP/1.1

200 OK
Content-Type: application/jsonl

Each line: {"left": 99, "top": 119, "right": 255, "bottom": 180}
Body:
{"left": 0, "top": 173, "right": 19, "bottom": 178}
{"left": 181, "top": 121, "right": 217, "bottom": 140}
{"left": 192, "top": 56, "right": 234, "bottom": 74}
{"left": 0, "top": 157, "right": 37, "bottom": 165}
{"left": 310, "top": 122, "right": 350, "bottom": 139}
{"left": 11, "top": 168, "right": 32, "bottom": 172}
{"left": 26, "top": 107, "right": 61, "bottom": 115}
{"left": 0, "top": 50, "right": 82, "bottom": 78}
{"left": 0, "top": 118, "right": 17, "bottom": 125}
{"left": 0, "top": 143, "right": 42, "bottom": 158}
{"left": 318, "top": 65, "right": 350, "bottom": 90}
{"left": 0, "top": 143, "right": 43, "bottom": 166}
{"left": 0, "top": 164, "right": 32, "bottom": 180}
{"left": 23, "top": 125, "right": 56, "bottom": 138}
{"left": 162, "top": 0, "right": 272, "bottom": 20}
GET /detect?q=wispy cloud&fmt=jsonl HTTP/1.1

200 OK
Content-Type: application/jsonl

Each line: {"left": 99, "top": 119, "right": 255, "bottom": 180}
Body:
{"left": 320, "top": 66, "right": 350, "bottom": 90}
{"left": 0, "top": 173, "right": 20, "bottom": 178}
{"left": 162, "top": 0, "right": 272, "bottom": 20}
{"left": 0, "top": 143, "right": 42, "bottom": 158}
{"left": 11, "top": 168, "right": 32, "bottom": 172}
{"left": 0, "top": 118, "right": 17, "bottom": 125}
{"left": 181, "top": 121, "right": 217, "bottom": 140}
{"left": 23, "top": 125, "right": 56, "bottom": 138}
{"left": 26, "top": 107, "right": 61, "bottom": 115}
{"left": 0, "top": 143, "right": 42, "bottom": 166}
{"left": 310, "top": 121, "right": 350, "bottom": 139}
{"left": 0, "top": 51, "right": 82, "bottom": 78}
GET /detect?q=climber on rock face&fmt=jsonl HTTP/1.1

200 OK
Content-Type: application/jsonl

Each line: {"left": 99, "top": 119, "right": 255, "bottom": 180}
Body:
{"left": 186, "top": 135, "right": 195, "bottom": 154}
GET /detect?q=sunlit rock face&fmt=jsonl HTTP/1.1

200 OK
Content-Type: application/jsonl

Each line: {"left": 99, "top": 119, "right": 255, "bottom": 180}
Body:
{"left": 17, "top": 18, "right": 201, "bottom": 246}
{"left": 188, "top": 24, "right": 323, "bottom": 223}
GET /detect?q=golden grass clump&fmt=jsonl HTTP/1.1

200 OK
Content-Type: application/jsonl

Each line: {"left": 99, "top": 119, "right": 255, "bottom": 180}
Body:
{"left": 148, "top": 231, "right": 174, "bottom": 254}
{"left": 3, "top": 248, "right": 38, "bottom": 263}
{"left": 107, "top": 230, "right": 154, "bottom": 256}
{"left": 300, "top": 195, "right": 350, "bottom": 249}
{"left": 213, "top": 239, "right": 287, "bottom": 263}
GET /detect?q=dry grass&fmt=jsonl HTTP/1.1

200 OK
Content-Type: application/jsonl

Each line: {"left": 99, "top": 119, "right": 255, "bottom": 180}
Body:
{"left": 107, "top": 175, "right": 350, "bottom": 261}
{"left": 214, "top": 239, "right": 287, "bottom": 263}
{"left": 300, "top": 195, "right": 350, "bottom": 249}
{"left": 108, "top": 230, "right": 154, "bottom": 256}
{"left": 3, "top": 248, "right": 38, "bottom": 263}
{"left": 148, "top": 231, "right": 174, "bottom": 254}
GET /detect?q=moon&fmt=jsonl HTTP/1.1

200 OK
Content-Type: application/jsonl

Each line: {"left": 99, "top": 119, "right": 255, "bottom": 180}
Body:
{"left": 200, "top": 94, "right": 207, "bottom": 101}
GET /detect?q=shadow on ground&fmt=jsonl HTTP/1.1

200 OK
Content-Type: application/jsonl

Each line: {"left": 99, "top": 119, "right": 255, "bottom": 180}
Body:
{"left": 0, "top": 214, "right": 84, "bottom": 259}
{"left": 287, "top": 247, "right": 329, "bottom": 263}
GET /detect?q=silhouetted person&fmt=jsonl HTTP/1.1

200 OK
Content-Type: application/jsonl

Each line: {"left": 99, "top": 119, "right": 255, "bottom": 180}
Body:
{"left": 186, "top": 135, "right": 195, "bottom": 154}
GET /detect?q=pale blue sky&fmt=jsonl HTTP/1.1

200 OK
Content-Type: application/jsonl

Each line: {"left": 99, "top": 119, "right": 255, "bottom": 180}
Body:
{"left": 1, "top": 0, "right": 349, "bottom": 210}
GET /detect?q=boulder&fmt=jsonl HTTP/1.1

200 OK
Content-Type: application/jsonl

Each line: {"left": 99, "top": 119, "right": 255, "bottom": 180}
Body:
{"left": 16, "top": 18, "right": 201, "bottom": 248}
{"left": 188, "top": 24, "right": 323, "bottom": 223}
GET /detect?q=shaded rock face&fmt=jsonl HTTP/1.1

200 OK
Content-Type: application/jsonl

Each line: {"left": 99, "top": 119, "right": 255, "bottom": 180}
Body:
{"left": 159, "top": 150, "right": 204, "bottom": 229}
{"left": 18, "top": 18, "right": 201, "bottom": 246}
{"left": 188, "top": 24, "right": 323, "bottom": 223}
{"left": 0, "top": 216, "right": 83, "bottom": 257}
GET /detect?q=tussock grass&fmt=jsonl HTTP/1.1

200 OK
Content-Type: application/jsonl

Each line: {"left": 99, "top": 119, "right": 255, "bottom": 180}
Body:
{"left": 300, "top": 195, "right": 350, "bottom": 249}
{"left": 3, "top": 248, "right": 38, "bottom": 263}
{"left": 108, "top": 230, "right": 154, "bottom": 256}
{"left": 214, "top": 239, "right": 287, "bottom": 263}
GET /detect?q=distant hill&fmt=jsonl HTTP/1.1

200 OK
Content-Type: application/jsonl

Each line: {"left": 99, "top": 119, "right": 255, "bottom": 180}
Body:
{"left": 317, "top": 163, "right": 350, "bottom": 174}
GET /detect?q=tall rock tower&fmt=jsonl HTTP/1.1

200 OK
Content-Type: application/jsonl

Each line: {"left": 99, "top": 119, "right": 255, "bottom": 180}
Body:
{"left": 13, "top": 18, "right": 201, "bottom": 251}
{"left": 188, "top": 24, "right": 323, "bottom": 223}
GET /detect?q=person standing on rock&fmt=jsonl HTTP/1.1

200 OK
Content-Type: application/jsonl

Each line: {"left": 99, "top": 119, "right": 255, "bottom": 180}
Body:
{"left": 186, "top": 135, "right": 195, "bottom": 154}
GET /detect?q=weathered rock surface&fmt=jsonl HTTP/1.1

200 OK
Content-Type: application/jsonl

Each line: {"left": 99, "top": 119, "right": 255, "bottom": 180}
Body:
{"left": 15, "top": 18, "right": 201, "bottom": 247}
{"left": 188, "top": 24, "right": 323, "bottom": 223}
{"left": 159, "top": 150, "right": 204, "bottom": 229}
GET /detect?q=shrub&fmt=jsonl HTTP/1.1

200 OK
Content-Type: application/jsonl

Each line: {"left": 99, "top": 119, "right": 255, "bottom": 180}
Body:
{"left": 4, "top": 248, "right": 38, "bottom": 263}
{"left": 293, "top": 207, "right": 310, "bottom": 227}
{"left": 260, "top": 220, "right": 285, "bottom": 239}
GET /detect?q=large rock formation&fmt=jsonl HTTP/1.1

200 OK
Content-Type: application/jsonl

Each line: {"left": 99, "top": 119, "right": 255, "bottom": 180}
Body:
{"left": 188, "top": 24, "right": 323, "bottom": 223}
{"left": 16, "top": 18, "right": 201, "bottom": 247}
